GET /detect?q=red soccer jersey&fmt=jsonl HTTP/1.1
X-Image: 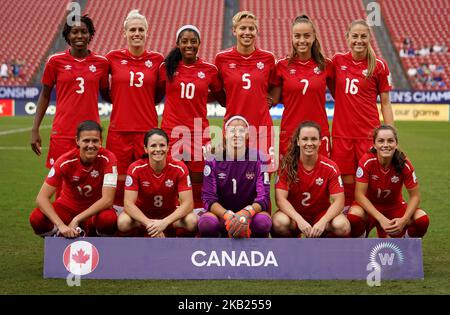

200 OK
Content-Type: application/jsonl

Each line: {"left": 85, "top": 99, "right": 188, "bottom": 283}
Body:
{"left": 355, "top": 152, "right": 418, "bottom": 206}
{"left": 45, "top": 147, "right": 118, "bottom": 212}
{"left": 106, "top": 49, "right": 164, "bottom": 132}
{"left": 276, "top": 155, "right": 344, "bottom": 218}
{"left": 215, "top": 47, "right": 277, "bottom": 128}
{"left": 42, "top": 50, "right": 109, "bottom": 138}
{"left": 125, "top": 158, "right": 192, "bottom": 217}
{"left": 159, "top": 59, "right": 222, "bottom": 143}
{"left": 331, "top": 52, "right": 392, "bottom": 139}
{"left": 275, "top": 57, "right": 332, "bottom": 141}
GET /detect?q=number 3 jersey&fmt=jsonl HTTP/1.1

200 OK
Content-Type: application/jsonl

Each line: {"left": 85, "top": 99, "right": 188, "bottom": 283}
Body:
{"left": 42, "top": 50, "right": 109, "bottom": 138}
{"left": 275, "top": 155, "right": 344, "bottom": 217}
{"left": 45, "top": 148, "right": 118, "bottom": 213}
{"left": 201, "top": 149, "right": 271, "bottom": 213}
{"left": 355, "top": 152, "right": 418, "bottom": 207}
{"left": 125, "top": 158, "right": 192, "bottom": 216}
{"left": 106, "top": 49, "right": 164, "bottom": 132}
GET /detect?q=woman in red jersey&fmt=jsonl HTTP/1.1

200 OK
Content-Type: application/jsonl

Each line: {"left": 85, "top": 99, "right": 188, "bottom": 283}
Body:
{"left": 272, "top": 121, "right": 349, "bottom": 238}
{"left": 31, "top": 15, "right": 109, "bottom": 170}
{"left": 105, "top": 10, "right": 165, "bottom": 211}
{"left": 215, "top": 11, "right": 278, "bottom": 172}
{"left": 330, "top": 19, "right": 394, "bottom": 209}
{"left": 159, "top": 25, "right": 223, "bottom": 213}
{"left": 347, "top": 125, "right": 429, "bottom": 238}
{"left": 117, "top": 128, "right": 197, "bottom": 238}
{"left": 271, "top": 15, "right": 333, "bottom": 159}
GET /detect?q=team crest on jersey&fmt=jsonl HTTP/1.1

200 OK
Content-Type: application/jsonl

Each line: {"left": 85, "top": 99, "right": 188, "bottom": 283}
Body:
{"left": 165, "top": 179, "right": 174, "bottom": 188}
{"left": 229, "top": 63, "right": 236, "bottom": 69}
{"left": 198, "top": 71, "right": 205, "bottom": 79}
{"left": 89, "top": 65, "right": 96, "bottom": 73}
{"left": 362, "top": 69, "right": 368, "bottom": 76}
{"left": 246, "top": 172, "right": 255, "bottom": 180}
{"left": 142, "top": 181, "right": 150, "bottom": 187}
{"left": 120, "top": 60, "right": 128, "bottom": 65}
{"left": 64, "top": 65, "right": 72, "bottom": 70}
{"left": 48, "top": 167, "right": 55, "bottom": 178}
{"left": 371, "top": 175, "right": 379, "bottom": 181}
{"left": 145, "top": 60, "right": 153, "bottom": 68}
{"left": 218, "top": 172, "right": 227, "bottom": 180}
{"left": 341, "top": 65, "right": 347, "bottom": 71}
{"left": 356, "top": 167, "right": 364, "bottom": 178}
{"left": 315, "top": 177, "right": 324, "bottom": 186}
{"left": 289, "top": 69, "right": 296, "bottom": 75}
{"left": 125, "top": 175, "right": 133, "bottom": 187}
{"left": 49, "top": 158, "right": 55, "bottom": 166}
{"left": 256, "top": 62, "right": 265, "bottom": 70}
{"left": 313, "top": 66, "right": 321, "bottom": 74}
{"left": 412, "top": 171, "right": 418, "bottom": 183}
{"left": 391, "top": 176, "right": 399, "bottom": 183}
{"left": 338, "top": 176, "right": 343, "bottom": 188}
{"left": 90, "top": 170, "right": 99, "bottom": 178}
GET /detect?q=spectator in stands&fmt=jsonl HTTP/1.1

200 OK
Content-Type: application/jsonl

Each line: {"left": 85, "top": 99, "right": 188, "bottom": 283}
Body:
{"left": 330, "top": 19, "right": 393, "bottom": 210}
{"left": 117, "top": 128, "right": 197, "bottom": 238}
{"left": 159, "top": 25, "right": 224, "bottom": 214}
{"left": 270, "top": 15, "right": 333, "bottom": 159}
{"left": 272, "top": 121, "right": 350, "bottom": 238}
{"left": 1, "top": 62, "right": 8, "bottom": 80}
{"left": 407, "top": 46, "right": 415, "bottom": 57}
{"left": 105, "top": 9, "right": 165, "bottom": 213}
{"left": 347, "top": 125, "right": 429, "bottom": 238}
{"left": 199, "top": 115, "right": 272, "bottom": 238}
{"left": 31, "top": 15, "right": 109, "bottom": 181}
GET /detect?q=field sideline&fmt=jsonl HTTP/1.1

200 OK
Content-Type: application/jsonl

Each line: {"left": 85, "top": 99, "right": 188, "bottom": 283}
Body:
{"left": 0, "top": 116, "right": 449, "bottom": 294}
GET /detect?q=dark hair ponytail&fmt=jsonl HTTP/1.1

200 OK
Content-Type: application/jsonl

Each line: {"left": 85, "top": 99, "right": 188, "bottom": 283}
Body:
{"left": 142, "top": 128, "right": 169, "bottom": 159}
{"left": 165, "top": 47, "right": 182, "bottom": 81}
{"left": 370, "top": 125, "right": 406, "bottom": 173}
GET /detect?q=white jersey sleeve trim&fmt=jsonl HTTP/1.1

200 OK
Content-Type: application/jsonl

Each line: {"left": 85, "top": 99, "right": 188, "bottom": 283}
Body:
{"left": 363, "top": 158, "right": 378, "bottom": 168}
{"left": 98, "top": 154, "right": 110, "bottom": 163}
{"left": 60, "top": 158, "right": 78, "bottom": 168}
{"left": 131, "top": 163, "right": 148, "bottom": 174}
{"left": 320, "top": 161, "right": 338, "bottom": 174}
{"left": 103, "top": 173, "right": 118, "bottom": 187}
{"left": 169, "top": 163, "right": 186, "bottom": 175}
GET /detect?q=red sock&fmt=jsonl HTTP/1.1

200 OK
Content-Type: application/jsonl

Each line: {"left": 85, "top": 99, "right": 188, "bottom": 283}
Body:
{"left": 347, "top": 213, "right": 366, "bottom": 237}
{"left": 344, "top": 182, "right": 355, "bottom": 208}
{"left": 407, "top": 215, "right": 429, "bottom": 237}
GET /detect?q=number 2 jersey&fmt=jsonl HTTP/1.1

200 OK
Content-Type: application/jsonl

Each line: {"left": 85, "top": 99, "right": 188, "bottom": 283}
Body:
{"left": 355, "top": 152, "right": 418, "bottom": 208}
{"left": 45, "top": 147, "right": 118, "bottom": 213}
{"left": 125, "top": 158, "right": 192, "bottom": 217}
{"left": 106, "top": 49, "right": 164, "bottom": 132}
{"left": 331, "top": 51, "right": 392, "bottom": 139}
{"left": 275, "top": 155, "right": 344, "bottom": 218}
{"left": 42, "top": 50, "right": 109, "bottom": 138}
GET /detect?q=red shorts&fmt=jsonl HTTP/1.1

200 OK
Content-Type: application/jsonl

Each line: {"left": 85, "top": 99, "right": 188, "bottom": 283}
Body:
{"left": 106, "top": 131, "right": 146, "bottom": 174}
{"left": 47, "top": 137, "right": 77, "bottom": 168}
{"left": 279, "top": 132, "right": 331, "bottom": 160}
{"left": 331, "top": 137, "right": 373, "bottom": 175}
{"left": 169, "top": 136, "right": 209, "bottom": 173}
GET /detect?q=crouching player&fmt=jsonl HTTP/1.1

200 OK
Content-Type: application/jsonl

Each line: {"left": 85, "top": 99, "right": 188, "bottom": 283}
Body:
{"left": 29, "top": 121, "right": 118, "bottom": 238}
{"left": 199, "top": 115, "right": 272, "bottom": 238}
{"left": 272, "top": 121, "right": 350, "bottom": 238}
{"left": 347, "top": 125, "right": 429, "bottom": 238}
{"left": 117, "top": 128, "right": 197, "bottom": 237}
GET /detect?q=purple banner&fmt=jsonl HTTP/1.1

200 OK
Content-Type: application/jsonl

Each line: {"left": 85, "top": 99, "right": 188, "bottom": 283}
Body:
{"left": 44, "top": 238, "right": 423, "bottom": 280}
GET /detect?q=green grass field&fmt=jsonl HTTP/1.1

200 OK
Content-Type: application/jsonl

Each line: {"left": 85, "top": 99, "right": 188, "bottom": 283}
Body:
{"left": 0, "top": 116, "right": 449, "bottom": 294}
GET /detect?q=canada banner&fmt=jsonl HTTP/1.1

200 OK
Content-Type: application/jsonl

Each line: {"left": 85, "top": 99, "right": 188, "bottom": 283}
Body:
{"left": 62, "top": 241, "right": 99, "bottom": 276}
{"left": 44, "top": 238, "right": 424, "bottom": 280}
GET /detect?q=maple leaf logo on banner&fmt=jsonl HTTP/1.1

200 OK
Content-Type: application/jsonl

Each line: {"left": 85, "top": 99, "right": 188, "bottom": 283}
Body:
{"left": 72, "top": 249, "right": 90, "bottom": 267}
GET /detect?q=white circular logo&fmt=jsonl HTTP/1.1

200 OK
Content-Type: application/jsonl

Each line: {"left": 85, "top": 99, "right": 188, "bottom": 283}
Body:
{"left": 356, "top": 167, "right": 364, "bottom": 178}
{"left": 48, "top": 167, "right": 55, "bottom": 178}
{"left": 203, "top": 165, "right": 211, "bottom": 177}
{"left": 63, "top": 241, "right": 99, "bottom": 276}
{"left": 125, "top": 175, "right": 133, "bottom": 187}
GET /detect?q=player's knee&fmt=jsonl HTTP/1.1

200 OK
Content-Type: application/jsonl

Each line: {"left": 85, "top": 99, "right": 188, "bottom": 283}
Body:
{"left": 250, "top": 213, "right": 272, "bottom": 237}
{"left": 182, "top": 212, "right": 199, "bottom": 232}
{"left": 96, "top": 210, "right": 118, "bottom": 236}
{"left": 197, "top": 213, "right": 221, "bottom": 237}
{"left": 331, "top": 215, "right": 351, "bottom": 236}
{"left": 271, "top": 211, "right": 291, "bottom": 235}
{"left": 29, "top": 208, "right": 53, "bottom": 235}
{"left": 117, "top": 212, "right": 134, "bottom": 232}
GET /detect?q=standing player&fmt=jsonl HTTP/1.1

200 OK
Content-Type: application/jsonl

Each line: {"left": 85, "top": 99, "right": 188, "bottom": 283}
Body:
{"left": 215, "top": 11, "right": 278, "bottom": 172}
{"left": 106, "top": 9, "right": 165, "bottom": 211}
{"left": 347, "top": 125, "right": 429, "bottom": 238}
{"left": 330, "top": 19, "right": 394, "bottom": 209}
{"left": 159, "top": 25, "right": 223, "bottom": 212}
{"left": 31, "top": 15, "right": 109, "bottom": 171}
{"left": 117, "top": 129, "right": 197, "bottom": 237}
{"left": 272, "top": 121, "right": 350, "bottom": 238}
{"left": 199, "top": 116, "right": 272, "bottom": 238}
{"left": 271, "top": 15, "right": 333, "bottom": 158}
{"left": 29, "top": 121, "right": 118, "bottom": 238}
